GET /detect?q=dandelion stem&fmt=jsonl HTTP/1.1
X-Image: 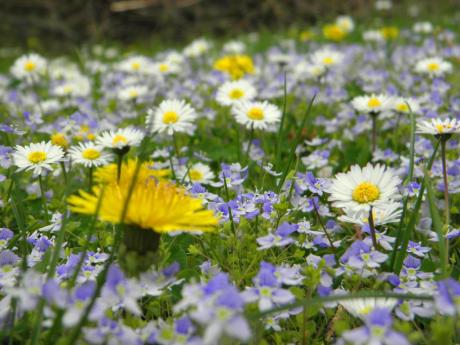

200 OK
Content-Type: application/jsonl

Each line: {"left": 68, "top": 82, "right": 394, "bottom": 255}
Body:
{"left": 440, "top": 138, "right": 450, "bottom": 225}
{"left": 368, "top": 207, "right": 378, "bottom": 249}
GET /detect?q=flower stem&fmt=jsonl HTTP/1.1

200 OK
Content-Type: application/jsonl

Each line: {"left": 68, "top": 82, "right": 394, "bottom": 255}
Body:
{"left": 116, "top": 153, "right": 123, "bottom": 183}
{"left": 88, "top": 166, "right": 93, "bottom": 191}
{"left": 60, "top": 162, "right": 68, "bottom": 185}
{"left": 38, "top": 174, "right": 49, "bottom": 222}
{"left": 440, "top": 138, "right": 450, "bottom": 225}
{"left": 368, "top": 207, "right": 378, "bottom": 249}
{"left": 312, "top": 200, "right": 336, "bottom": 254}
{"left": 371, "top": 114, "right": 377, "bottom": 153}
{"left": 245, "top": 124, "right": 255, "bottom": 163}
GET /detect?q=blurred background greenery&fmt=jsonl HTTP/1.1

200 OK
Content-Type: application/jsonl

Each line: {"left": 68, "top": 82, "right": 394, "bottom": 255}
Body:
{"left": 1, "top": 0, "right": 459, "bottom": 53}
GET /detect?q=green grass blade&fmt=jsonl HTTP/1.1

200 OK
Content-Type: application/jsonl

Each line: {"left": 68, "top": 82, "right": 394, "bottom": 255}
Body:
{"left": 425, "top": 170, "right": 449, "bottom": 278}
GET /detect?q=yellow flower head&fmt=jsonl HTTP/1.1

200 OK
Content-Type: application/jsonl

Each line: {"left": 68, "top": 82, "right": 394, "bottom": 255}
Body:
{"left": 94, "top": 159, "right": 169, "bottom": 185}
{"left": 380, "top": 26, "right": 399, "bottom": 40}
{"left": 67, "top": 178, "right": 219, "bottom": 233}
{"left": 300, "top": 30, "right": 315, "bottom": 42}
{"left": 51, "top": 133, "right": 69, "bottom": 149}
{"left": 213, "top": 55, "right": 254, "bottom": 80}
{"left": 322, "top": 24, "right": 346, "bottom": 41}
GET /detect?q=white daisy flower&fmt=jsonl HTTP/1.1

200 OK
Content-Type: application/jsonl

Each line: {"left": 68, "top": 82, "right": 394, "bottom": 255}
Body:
{"left": 68, "top": 142, "right": 112, "bottom": 168}
{"left": 223, "top": 40, "right": 246, "bottom": 54}
{"left": 375, "top": 0, "right": 392, "bottom": 10}
{"left": 232, "top": 101, "right": 281, "bottom": 130}
{"left": 118, "top": 85, "right": 148, "bottom": 102}
{"left": 351, "top": 94, "right": 393, "bottom": 115}
{"left": 10, "top": 54, "right": 47, "bottom": 81}
{"left": 293, "top": 62, "right": 326, "bottom": 80}
{"left": 97, "top": 127, "right": 144, "bottom": 150}
{"left": 152, "top": 61, "right": 180, "bottom": 75}
{"left": 118, "top": 56, "right": 153, "bottom": 75}
{"left": 338, "top": 202, "right": 402, "bottom": 226}
{"left": 340, "top": 298, "right": 398, "bottom": 319}
{"left": 362, "top": 30, "right": 384, "bottom": 43}
{"left": 147, "top": 99, "right": 197, "bottom": 135}
{"left": 327, "top": 163, "right": 401, "bottom": 212}
{"left": 54, "top": 76, "right": 91, "bottom": 98}
{"left": 163, "top": 51, "right": 185, "bottom": 66}
{"left": 413, "top": 21, "right": 433, "bottom": 34}
{"left": 178, "top": 163, "right": 215, "bottom": 184}
{"left": 414, "top": 57, "right": 452, "bottom": 77}
{"left": 216, "top": 80, "right": 257, "bottom": 106}
{"left": 336, "top": 15, "right": 354, "bottom": 33}
{"left": 311, "top": 49, "right": 344, "bottom": 68}
{"left": 416, "top": 118, "right": 460, "bottom": 136}
{"left": 392, "top": 97, "right": 420, "bottom": 114}
{"left": 183, "top": 38, "right": 212, "bottom": 58}
{"left": 12, "top": 141, "right": 64, "bottom": 175}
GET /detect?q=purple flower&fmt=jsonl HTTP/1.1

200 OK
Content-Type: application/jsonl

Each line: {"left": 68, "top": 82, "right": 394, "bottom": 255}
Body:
{"left": 257, "top": 222, "right": 297, "bottom": 250}
{"left": 435, "top": 278, "right": 460, "bottom": 316}
{"left": 242, "top": 263, "right": 295, "bottom": 312}
{"left": 407, "top": 241, "right": 431, "bottom": 258}
{"left": 341, "top": 308, "right": 409, "bottom": 345}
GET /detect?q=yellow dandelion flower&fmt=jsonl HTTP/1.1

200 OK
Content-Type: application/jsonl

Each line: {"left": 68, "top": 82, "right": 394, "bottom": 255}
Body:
{"left": 94, "top": 159, "right": 169, "bottom": 185}
{"left": 300, "top": 30, "right": 315, "bottom": 42}
{"left": 322, "top": 24, "right": 346, "bottom": 41}
{"left": 67, "top": 178, "right": 219, "bottom": 233}
{"left": 380, "top": 26, "right": 399, "bottom": 40}
{"left": 213, "top": 55, "right": 255, "bottom": 80}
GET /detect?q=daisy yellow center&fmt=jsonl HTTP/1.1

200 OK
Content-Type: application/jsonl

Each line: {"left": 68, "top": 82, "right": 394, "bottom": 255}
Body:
{"left": 435, "top": 124, "right": 452, "bottom": 133}
{"left": 322, "top": 57, "right": 334, "bottom": 65}
{"left": 427, "top": 63, "right": 439, "bottom": 71}
{"left": 63, "top": 85, "right": 73, "bottom": 94}
{"left": 159, "top": 63, "right": 169, "bottom": 72}
{"left": 247, "top": 107, "right": 264, "bottom": 120}
{"left": 352, "top": 182, "right": 380, "bottom": 204}
{"left": 396, "top": 103, "right": 409, "bottom": 112}
{"left": 128, "top": 90, "right": 139, "bottom": 98}
{"left": 82, "top": 148, "right": 101, "bottom": 160}
{"left": 358, "top": 305, "right": 373, "bottom": 315}
{"left": 24, "top": 61, "right": 36, "bottom": 72}
{"left": 162, "top": 111, "right": 179, "bottom": 124}
{"left": 112, "top": 135, "right": 127, "bottom": 145}
{"left": 189, "top": 169, "right": 203, "bottom": 181}
{"left": 28, "top": 151, "right": 47, "bottom": 164}
{"left": 367, "top": 98, "right": 381, "bottom": 108}
{"left": 229, "top": 88, "right": 244, "bottom": 99}
{"left": 131, "top": 62, "right": 141, "bottom": 71}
